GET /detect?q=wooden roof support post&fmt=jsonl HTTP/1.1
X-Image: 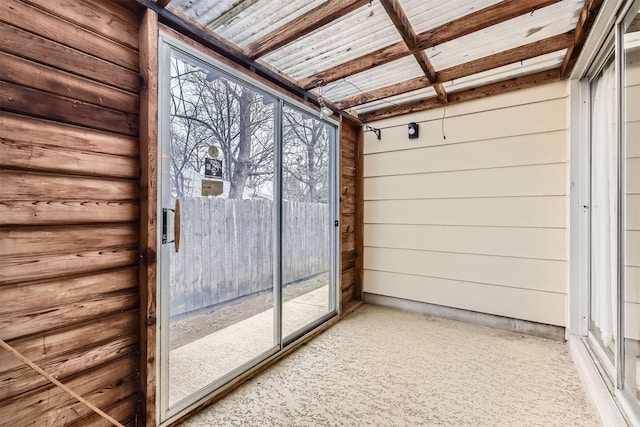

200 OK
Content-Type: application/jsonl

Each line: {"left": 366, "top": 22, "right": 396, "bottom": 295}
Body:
{"left": 139, "top": 7, "right": 158, "bottom": 427}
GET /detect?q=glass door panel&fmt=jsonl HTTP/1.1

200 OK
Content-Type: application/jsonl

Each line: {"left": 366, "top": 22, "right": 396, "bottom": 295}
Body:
{"left": 281, "top": 105, "right": 335, "bottom": 339}
{"left": 162, "top": 49, "right": 277, "bottom": 409}
{"left": 590, "top": 57, "right": 617, "bottom": 365}
{"left": 623, "top": 5, "right": 640, "bottom": 415}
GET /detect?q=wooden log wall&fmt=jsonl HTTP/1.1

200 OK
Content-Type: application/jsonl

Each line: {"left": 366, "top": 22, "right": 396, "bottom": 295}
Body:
{"left": 0, "top": 0, "right": 142, "bottom": 425}
{"left": 340, "top": 119, "right": 364, "bottom": 312}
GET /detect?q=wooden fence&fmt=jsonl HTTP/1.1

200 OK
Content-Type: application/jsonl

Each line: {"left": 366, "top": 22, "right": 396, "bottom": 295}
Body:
{"left": 170, "top": 198, "right": 330, "bottom": 317}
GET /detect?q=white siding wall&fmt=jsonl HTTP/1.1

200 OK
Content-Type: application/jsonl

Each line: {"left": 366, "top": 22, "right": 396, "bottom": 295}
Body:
{"left": 363, "top": 81, "right": 569, "bottom": 326}
{"left": 625, "top": 49, "right": 640, "bottom": 341}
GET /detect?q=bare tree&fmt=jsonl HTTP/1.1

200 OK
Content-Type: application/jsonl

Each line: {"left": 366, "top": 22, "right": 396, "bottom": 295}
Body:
{"left": 282, "top": 108, "right": 330, "bottom": 203}
{"left": 169, "top": 56, "right": 275, "bottom": 198}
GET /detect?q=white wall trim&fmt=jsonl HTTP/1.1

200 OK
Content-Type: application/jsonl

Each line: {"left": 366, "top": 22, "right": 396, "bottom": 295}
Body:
{"left": 569, "top": 336, "right": 628, "bottom": 426}
{"left": 364, "top": 293, "right": 566, "bottom": 341}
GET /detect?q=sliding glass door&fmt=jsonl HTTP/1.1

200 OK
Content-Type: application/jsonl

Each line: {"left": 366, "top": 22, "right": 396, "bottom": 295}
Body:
{"left": 158, "top": 35, "right": 338, "bottom": 423}
{"left": 586, "top": 2, "right": 639, "bottom": 420}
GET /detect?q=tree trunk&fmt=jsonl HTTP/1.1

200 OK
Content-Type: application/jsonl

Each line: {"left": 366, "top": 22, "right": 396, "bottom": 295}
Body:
{"left": 229, "top": 89, "right": 255, "bottom": 199}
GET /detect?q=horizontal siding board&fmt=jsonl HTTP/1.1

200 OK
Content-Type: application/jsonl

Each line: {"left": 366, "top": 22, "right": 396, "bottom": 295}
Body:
{"left": 0, "top": 333, "right": 137, "bottom": 400}
{"left": 0, "top": 51, "right": 139, "bottom": 114}
{"left": 1, "top": 246, "right": 137, "bottom": 284}
{"left": 0, "top": 266, "right": 137, "bottom": 315}
{"left": 370, "top": 81, "right": 568, "bottom": 129}
{"left": 0, "top": 0, "right": 138, "bottom": 71}
{"left": 0, "top": 112, "right": 139, "bottom": 158}
{"left": 627, "top": 121, "right": 640, "bottom": 158}
{"left": 625, "top": 302, "right": 640, "bottom": 340}
{"left": 68, "top": 394, "right": 138, "bottom": 427}
{"left": 364, "top": 270, "right": 566, "bottom": 326}
{"left": 0, "top": 289, "right": 139, "bottom": 340}
{"left": 0, "top": 24, "right": 139, "bottom": 93}
{"left": 22, "top": 0, "right": 140, "bottom": 50}
{"left": 364, "top": 247, "right": 566, "bottom": 294}
{"left": 627, "top": 230, "right": 640, "bottom": 267}
{"left": 0, "top": 170, "right": 139, "bottom": 201}
{"left": 627, "top": 194, "right": 640, "bottom": 230}
{"left": 0, "top": 81, "right": 139, "bottom": 136}
{"left": 364, "top": 197, "right": 567, "bottom": 228}
{"left": 627, "top": 157, "right": 640, "bottom": 194}
{"left": 364, "top": 163, "right": 567, "bottom": 200}
{"left": 364, "top": 98, "right": 567, "bottom": 155}
{"left": 0, "top": 310, "right": 138, "bottom": 374}
{"left": 0, "top": 355, "right": 138, "bottom": 426}
{"left": 0, "top": 138, "right": 139, "bottom": 178}
{"left": 0, "top": 200, "right": 140, "bottom": 226}
{"left": 627, "top": 266, "right": 639, "bottom": 304}
{"left": 364, "top": 131, "right": 567, "bottom": 177}
{"left": 0, "top": 224, "right": 137, "bottom": 257}
{"left": 364, "top": 224, "right": 567, "bottom": 260}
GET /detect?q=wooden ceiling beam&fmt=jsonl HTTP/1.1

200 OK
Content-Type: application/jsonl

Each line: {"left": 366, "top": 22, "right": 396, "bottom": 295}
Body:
{"left": 438, "top": 31, "right": 574, "bottom": 81}
{"left": 336, "top": 32, "right": 573, "bottom": 109}
{"left": 358, "top": 68, "right": 562, "bottom": 122}
{"left": 244, "top": 0, "right": 370, "bottom": 60}
{"left": 157, "top": 0, "right": 172, "bottom": 7}
{"left": 380, "top": 0, "right": 446, "bottom": 102}
{"left": 299, "top": 0, "right": 563, "bottom": 90}
{"left": 561, "top": 0, "right": 605, "bottom": 78}
{"left": 334, "top": 76, "right": 432, "bottom": 109}
{"left": 414, "top": 0, "right": 562, "bottom": 51}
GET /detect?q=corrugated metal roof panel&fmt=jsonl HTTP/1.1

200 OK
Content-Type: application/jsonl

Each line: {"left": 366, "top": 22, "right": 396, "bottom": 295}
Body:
{"left": 170, "top": 0, "right": 326, "bottom": 47}
{"left": 353, "top": 86, "right": 437, "bottom": 114}
{"left": 401, "top": 0, "right": 502, "bottom": 34}
{"left": 263, "top": 2, "right": 403, "bottom": 80}
{"left": 318, "top": 56, "right": 425, "bottom": 101}
{"left": 427, "top": 1, "right": 582, "bottom": 70}
{"left": 443, "top": 50, "right": 567, "bottom": 93}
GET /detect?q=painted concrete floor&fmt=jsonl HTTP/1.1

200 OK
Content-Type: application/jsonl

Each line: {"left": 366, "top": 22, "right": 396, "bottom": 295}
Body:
{"left": 180, "top": 304, "right": 601, "bottom": 426}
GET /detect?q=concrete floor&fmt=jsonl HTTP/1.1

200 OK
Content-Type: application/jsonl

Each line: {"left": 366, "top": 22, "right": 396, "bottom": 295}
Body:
{"left": 170, "top": 286, "right": 330, "bottom": 405}
{"left": 180, "top": 304, "right": 602, "bottom": 426}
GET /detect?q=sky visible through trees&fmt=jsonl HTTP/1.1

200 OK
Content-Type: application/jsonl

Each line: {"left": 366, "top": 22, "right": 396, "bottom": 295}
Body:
{"left": 169, "top": 54, "right": 330, "bottom": 202}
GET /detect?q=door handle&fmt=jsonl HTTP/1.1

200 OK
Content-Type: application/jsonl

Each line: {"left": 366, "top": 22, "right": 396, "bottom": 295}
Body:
{"left": 162, "top": 199, "right": 181, "bottom": 253}
{"left": 174, "top": 199, "right": 180, "bottom": 253}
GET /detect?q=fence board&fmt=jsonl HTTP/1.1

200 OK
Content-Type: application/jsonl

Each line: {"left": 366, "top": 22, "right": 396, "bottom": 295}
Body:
{"left": 170, "top": 198, "right": 329, "bottom": 317}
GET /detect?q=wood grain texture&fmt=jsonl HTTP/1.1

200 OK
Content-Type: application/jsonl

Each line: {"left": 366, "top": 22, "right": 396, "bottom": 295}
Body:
{"left": 0, "top": 0, "right": 139, "bottom": 71}
{"left": 0, "top": 51, "right": 139, "bottom": 114}
{"left": 360, "top": 69, "right": 562, "bottom": 122}
{"left": 0, "top": 289, "right": 139, "bottom": 340}
{"left": 0, "top": 310, "right": 138, "bottom": 374}
{"left": 22, "top": 0, "right": 140, "bottom": 49}
{"left": 300, "top": 0, "right": 563, "bottom": 90}
{"left": 0, "top": 24, "right": 140, "bottom": 93}
{"left": 0, "top": 355, "right": 138, "bottom": 427}
{"left": 244, "top": 0, "right": 369, "bottom": 59}
{"left": 0, "top": 112, "right": 139, "bottom": 158}
{"left": 138, "top": 8, "right": 158, "bottom": 427}
{"left": 0, "top": 1, "right": 142, "bottom": 424}
{"left": 339, "top": 119, "right": 363, "bottom": 309}
{"left": 0, "top": 82, "right": 139, "bottom": 136}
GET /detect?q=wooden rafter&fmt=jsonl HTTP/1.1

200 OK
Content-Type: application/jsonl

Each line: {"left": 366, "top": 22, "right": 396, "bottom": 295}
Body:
{"left": 358, "top": 68, "right": 562, "bottom": 122}
{"left": 157, "top": 0, "right": 171, "bottom": 7}
{"left": 561, "top": 0, "right": 605, "bottom": 77}
{"left": 298, "top": 0, "right": 563, "bottom": 89}
{"left": 336, "top": 31, "right": 573, "bottom": 109}
{"left": 379, "top": 0, "right": 447, "bottom": 103}
{"left": 244, "top": 0, "right": 370, "bottom": 60}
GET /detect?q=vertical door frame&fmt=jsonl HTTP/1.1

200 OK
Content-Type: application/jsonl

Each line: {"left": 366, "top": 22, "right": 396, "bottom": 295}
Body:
{"left": 154, "top": 29, "right": 340, "bottom": 426}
